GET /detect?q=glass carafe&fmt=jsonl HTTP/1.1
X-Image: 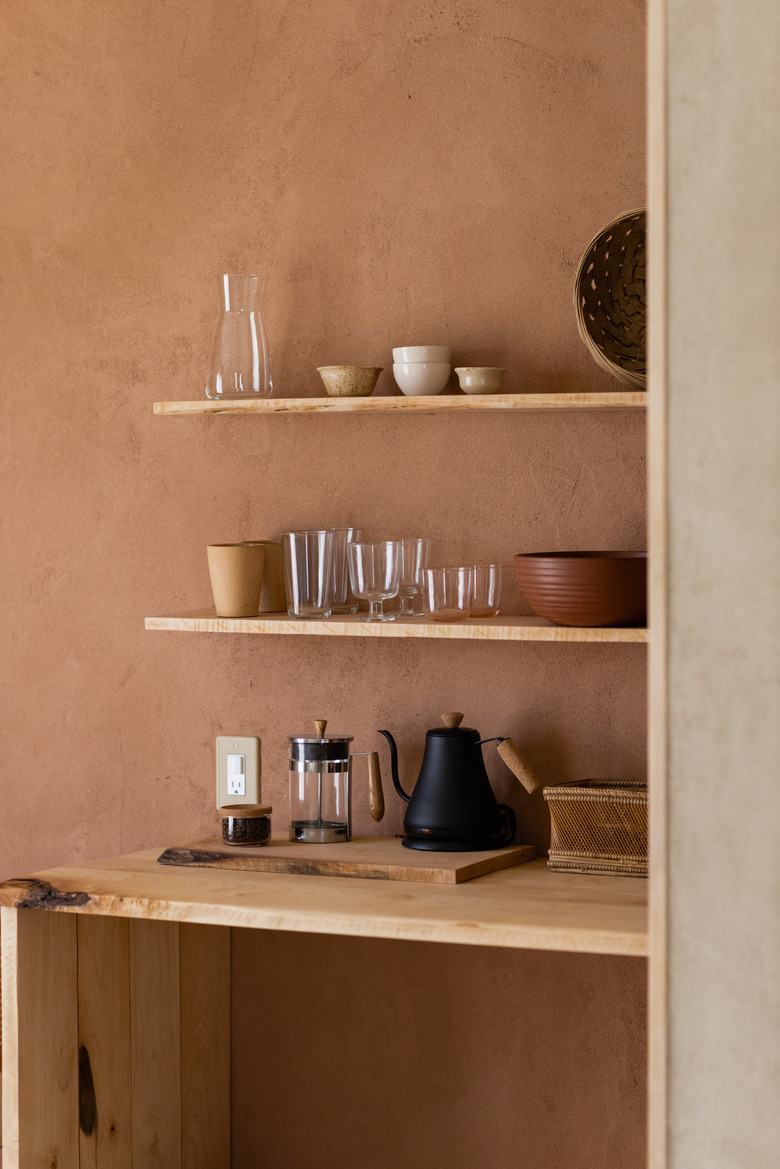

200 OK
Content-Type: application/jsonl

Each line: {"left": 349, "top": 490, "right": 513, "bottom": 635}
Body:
{"left": 206, "top": 272, "right": 273, "bottom": 399}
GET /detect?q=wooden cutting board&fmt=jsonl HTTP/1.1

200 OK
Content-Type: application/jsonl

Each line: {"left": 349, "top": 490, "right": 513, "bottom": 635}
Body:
{"left": 158, "top": 836, "right": 535, "bottom": 884}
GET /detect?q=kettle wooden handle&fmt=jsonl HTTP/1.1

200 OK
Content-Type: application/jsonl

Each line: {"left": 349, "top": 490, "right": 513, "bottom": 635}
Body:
{"left": 441, "top": 712, "right": 464, "bottom": 729}
{"left": 367, "top": 752, "right": 385, "bottom": 822}
{"left": 314, "top": 719, "right": 328, "bottom": 737}
{"left": 497, "top": 738, "right": 543, "bottom": 794}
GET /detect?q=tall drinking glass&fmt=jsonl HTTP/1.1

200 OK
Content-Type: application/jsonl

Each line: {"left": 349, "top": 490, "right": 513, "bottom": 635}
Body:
{"left": 397, "top": 538, "right": 432, "bottom": 617}
{"left": 331, "top": 527, "right": 364, "bottom": 614}
{"left": 282, "top": 530, "right": 335, "bottom": 619}
{"left": 422, "top": 567, "right": 474, "bottom": 622}
{"left": 348, "top": 541, "right": 401, "bottom": 622}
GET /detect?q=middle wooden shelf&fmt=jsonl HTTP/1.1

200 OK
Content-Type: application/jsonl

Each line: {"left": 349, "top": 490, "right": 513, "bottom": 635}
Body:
{"left": 145, "top": 609, "right": 648, "bottom": 643}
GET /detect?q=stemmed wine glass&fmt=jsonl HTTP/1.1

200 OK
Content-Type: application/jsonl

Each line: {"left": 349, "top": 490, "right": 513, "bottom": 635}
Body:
{"left": 348, "top": 541, "right": 402, "bottom": 622}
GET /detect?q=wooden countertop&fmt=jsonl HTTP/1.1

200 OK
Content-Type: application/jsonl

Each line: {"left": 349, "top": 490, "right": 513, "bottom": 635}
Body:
{"left": 0, "top": 849, "right": 648, "bottom": 957}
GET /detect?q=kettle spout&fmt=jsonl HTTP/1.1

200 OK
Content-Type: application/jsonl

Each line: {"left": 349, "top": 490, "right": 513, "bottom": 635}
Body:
{"left": 377, "top": 730, "right": 411, "bottom": 803}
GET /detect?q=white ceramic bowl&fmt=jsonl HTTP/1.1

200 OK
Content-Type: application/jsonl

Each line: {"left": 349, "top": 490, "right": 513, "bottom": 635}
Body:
{"left": 393, "top": 361, "right": 452, "bottom": 396}
{"left": 392, "top": 345, "right": 451, "bottom": 364}
{"left": 454, "top": 366, "right": 507, "bottom": 394}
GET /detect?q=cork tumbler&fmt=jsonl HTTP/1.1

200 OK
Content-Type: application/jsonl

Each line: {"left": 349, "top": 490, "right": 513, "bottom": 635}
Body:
{"left": 207, "top": 543, "right": 265, "bottom": 617}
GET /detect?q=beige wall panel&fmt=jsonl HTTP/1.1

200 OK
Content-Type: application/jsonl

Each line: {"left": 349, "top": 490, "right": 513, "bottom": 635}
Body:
{"left": 659, "top": 0, "right": 780, "bottom": 1165}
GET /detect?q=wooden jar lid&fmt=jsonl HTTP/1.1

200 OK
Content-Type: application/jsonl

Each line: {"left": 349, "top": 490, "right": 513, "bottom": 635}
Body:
{"left": 218, "top": 804, "right": 273, "bottom": 819}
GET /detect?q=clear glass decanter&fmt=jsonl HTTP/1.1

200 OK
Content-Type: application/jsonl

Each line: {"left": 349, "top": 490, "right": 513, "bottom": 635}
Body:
{"left": 206, "top": 272, "right": 273, "bottom": 398}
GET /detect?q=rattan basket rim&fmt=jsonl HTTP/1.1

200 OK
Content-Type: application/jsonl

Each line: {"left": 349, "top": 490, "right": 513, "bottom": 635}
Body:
{"left": 545, "top": 790, "right": 648, "bottom": 805}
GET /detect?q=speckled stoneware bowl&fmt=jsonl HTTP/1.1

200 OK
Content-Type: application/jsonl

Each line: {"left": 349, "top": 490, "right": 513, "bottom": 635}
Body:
{"left": 316, "top": 365, "right": 383, "bottom": 397}
{"left": 454, "top": 367, "right": 507, "bottom": 394}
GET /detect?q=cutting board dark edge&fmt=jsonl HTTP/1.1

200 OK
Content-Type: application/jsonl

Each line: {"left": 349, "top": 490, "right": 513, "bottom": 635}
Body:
{"left": 157, "top": 837, "right": 536, "bottom": 884}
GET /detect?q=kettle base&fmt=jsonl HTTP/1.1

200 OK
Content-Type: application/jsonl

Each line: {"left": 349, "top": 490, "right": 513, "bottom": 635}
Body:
{"left": 402, "top": 836, "right": 508, "bottom": 852}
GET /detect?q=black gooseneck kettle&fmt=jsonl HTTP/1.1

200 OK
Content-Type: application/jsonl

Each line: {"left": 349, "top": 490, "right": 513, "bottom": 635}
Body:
{"left": 378, "top": 712, "right": 540, "bottom": 852}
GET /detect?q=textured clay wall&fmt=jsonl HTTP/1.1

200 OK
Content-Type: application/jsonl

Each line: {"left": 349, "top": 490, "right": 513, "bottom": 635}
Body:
{"left": 0, "top": 2, "right": 647, "bottom": 1165}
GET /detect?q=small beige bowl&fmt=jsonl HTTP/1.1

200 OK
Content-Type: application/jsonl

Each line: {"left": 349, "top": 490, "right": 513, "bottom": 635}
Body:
{"left": 454, "top": 367, "right": 507, "bottom": 394}
{"left": 317, "top": 365, "right": 383, "bottom": 397}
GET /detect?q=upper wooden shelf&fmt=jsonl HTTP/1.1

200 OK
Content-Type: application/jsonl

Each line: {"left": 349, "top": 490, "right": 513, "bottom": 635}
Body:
{"left": 145, "top": 609, "right": 648, "bottom": 644}
{"left": 153, "top": 392, "right": 647, "bottom": 416}
{"left": 0, "top": 851, "right": 648, "bottom": 956}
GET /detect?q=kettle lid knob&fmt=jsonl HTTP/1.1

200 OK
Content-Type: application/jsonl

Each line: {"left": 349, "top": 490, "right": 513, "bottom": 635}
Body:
{"left": 441, "top": 712, "right": 464, "bottom": 729}
{"left": 314, "top": 719, "right": 328, "bottom": 737}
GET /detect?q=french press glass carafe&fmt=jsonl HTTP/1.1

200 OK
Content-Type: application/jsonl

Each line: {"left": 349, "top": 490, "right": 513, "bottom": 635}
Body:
{"left": 288, "top": 720, "right": 384, "bottom": 843}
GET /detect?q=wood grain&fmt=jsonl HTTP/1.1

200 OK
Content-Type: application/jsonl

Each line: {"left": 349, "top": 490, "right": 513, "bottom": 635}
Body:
{"left": 153, "top": 391, "right": 647, "bottom": 415}
{"left": 158, "top": 836, "right": 536, "bottom": 884}
{"left": 78, "top": 915, "right": 132, "bottom": 1168}
{"left": 145, "top": 609, "right": 649, "bottom": 643}
{"left": 129, "top": 919, "right": 182, "bottom": 1169}
{"left": 366, "top": 752, "right": 384, "bottom": 821}
{"left": 180, "top": 924, "right": 230, "bottom": 1169}
{"left": 1, "top": 908, "right": 79, "bottom": 1168}
{"left": 0, "top": 850, "right": 648, "bottom": 956}
{"left": 648, "top": 1, "right": 668, "bottom": 1163}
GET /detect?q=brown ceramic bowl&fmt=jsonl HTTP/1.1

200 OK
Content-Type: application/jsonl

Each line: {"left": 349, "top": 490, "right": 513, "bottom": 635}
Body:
{"left": 513, "top": 552, "right": 647, "bottom": 627}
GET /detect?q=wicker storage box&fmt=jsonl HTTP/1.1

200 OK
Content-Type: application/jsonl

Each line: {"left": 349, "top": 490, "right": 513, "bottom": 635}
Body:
{"left": 544, "top": 780, "right": 648, "bottom": 877}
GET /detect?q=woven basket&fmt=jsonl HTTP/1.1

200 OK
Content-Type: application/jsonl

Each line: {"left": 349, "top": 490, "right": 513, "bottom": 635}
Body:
{"left": 544, "top": 780, "right": 648, "bottom": 877}
{"left": 573, "top": 208, "right": 646, "bottom": 389}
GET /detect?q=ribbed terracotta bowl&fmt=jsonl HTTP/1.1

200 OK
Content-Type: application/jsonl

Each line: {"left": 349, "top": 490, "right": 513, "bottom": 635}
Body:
{"left": 513, "top": 552, "right": 647, "bottom": 627}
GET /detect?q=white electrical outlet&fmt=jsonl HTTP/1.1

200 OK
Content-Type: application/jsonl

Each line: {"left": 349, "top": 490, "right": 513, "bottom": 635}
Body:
{"left": 216, "top": 736, "right": 261, "bottom": 808}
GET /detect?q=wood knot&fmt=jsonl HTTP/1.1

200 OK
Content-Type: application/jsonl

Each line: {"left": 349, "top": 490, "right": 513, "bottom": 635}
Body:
{"left": 79, "top": 1045, "right": 97, "bottom": 1136}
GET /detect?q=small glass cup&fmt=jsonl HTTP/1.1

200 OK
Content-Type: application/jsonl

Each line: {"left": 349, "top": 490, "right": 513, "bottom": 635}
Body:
{"left": 397, "top": 538, "right": 432, "bottom": 617}
{"left": 348, "top": 541, "right": 402, "bottom": 622}
{"left": 330, "top": 527, "right": 364, "bottom": 614}
{"left": 422, "top": 567, "right": 474, "bottom": 622}
{"left": 470, "top": 563, "right": 504, "bottom": 617}
{"left": 282, "top": 530, "right": 335, "bottom": 619}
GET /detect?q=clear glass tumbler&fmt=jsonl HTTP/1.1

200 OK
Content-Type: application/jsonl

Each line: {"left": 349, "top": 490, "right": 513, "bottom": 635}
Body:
{"left": 206, "top": 272, "right": 273, "bottom": 399}
{"left": 397, "top": 538, "right": 432, "bottom": 617}
{"left": 348, "top": 541, "right": 401, "bottom": 622}
{"left": 282, "top": 530, "right": 335, "bottom": 619}
{"left": 422, "top": 566, "right": 474, "bottom": 622}
{"left": 330, "top": 528, "right": 364, "bottom": 614}
{"left": 470, "top": 563, "right": 504, "bottom": 617}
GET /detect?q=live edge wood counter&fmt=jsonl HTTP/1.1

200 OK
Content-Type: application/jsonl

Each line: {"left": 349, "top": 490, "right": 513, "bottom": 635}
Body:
{"left": 0, "top": 847, "right": 647, "bottom": 956}
{"left": 0, "top": 851, "right": 646, "bottom": 1168}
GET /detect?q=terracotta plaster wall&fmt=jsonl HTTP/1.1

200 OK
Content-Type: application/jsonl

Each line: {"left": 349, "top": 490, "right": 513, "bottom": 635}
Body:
{"left": 0, "top": 1, "right": 647, "bottom": 1165}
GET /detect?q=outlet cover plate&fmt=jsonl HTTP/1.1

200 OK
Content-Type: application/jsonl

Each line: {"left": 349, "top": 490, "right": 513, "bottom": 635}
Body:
{"left": 216, "top": 736, "right": 261, "bottom": 809}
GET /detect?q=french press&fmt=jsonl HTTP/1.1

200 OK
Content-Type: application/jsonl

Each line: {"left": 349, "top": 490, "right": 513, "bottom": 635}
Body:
{"left": 288, "top": 720, "right": 384, "bottom": 843}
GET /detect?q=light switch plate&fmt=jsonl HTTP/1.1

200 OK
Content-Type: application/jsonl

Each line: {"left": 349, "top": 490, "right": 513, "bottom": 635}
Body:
{"left": 216, "top": 736, "right": 261, "bottom": 808}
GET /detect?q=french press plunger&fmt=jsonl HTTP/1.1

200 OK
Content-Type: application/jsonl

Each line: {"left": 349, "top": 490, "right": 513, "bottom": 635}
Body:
{"left": 288, "top": 720, "right": 384, "bottom": 843}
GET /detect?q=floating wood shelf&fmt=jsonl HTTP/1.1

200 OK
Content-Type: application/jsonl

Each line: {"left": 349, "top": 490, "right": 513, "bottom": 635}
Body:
{"left": 0, "top": 850, "right": 648, "bottom": 956}
{"left": 145, "top": 609, "right": 649, "bottom": 643}
{"left": 153, "top": 392, "right": 647, "bottom": 416}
